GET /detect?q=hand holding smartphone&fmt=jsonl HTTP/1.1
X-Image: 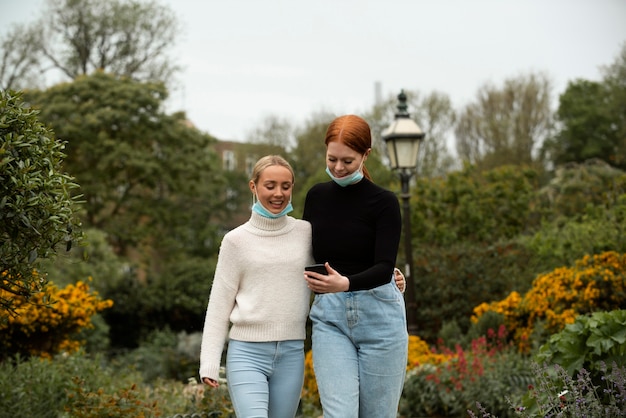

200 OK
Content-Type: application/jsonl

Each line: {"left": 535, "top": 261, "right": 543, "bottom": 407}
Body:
{"left": 305, "top": 263, "right": 327, "bottom": 278}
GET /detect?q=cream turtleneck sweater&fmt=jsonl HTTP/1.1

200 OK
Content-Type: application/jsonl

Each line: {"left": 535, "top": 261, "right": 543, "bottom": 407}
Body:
{"left": 199, "top": 212, "right": 313, "bottom": 381}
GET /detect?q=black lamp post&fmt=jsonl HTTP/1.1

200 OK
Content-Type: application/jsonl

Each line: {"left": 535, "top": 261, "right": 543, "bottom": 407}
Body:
{"left": 382, "top": 89, "right": 424, "bottom": 336}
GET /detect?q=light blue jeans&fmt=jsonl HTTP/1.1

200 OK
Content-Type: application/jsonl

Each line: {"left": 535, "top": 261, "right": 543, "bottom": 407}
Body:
{"left": 310, "top": 280, "right": 408, "bottom": 418}
{"left": 226, "top": 339, "right": 304, "bottom": 418}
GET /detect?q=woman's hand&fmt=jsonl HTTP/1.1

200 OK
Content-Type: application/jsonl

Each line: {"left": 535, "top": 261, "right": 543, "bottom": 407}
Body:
{"left": 394, "top": 268, "right": 406, "bottom": 293}
{"left": 304, "top": 262, "right": 349, "bottom": 293}
{"left": 202, "top": 377, "right": 219, "bottom": 388}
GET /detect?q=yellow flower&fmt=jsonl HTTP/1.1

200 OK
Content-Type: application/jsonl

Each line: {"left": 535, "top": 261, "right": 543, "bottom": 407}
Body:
{"left": 471, "top": 251, "right": 626, "bottom": 352}
{"left": 0, "top": 276, "right": 113, "bottom": 358}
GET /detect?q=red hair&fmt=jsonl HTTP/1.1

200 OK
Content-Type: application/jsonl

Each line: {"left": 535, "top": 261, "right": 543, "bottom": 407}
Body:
{"left": 324, "top": 115, "right": 372, "bottom": 180}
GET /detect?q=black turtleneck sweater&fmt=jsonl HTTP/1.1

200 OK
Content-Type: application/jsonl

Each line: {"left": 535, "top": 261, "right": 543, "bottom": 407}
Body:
{"left": 302, "top": 178, "right": 401, "bottom": 291}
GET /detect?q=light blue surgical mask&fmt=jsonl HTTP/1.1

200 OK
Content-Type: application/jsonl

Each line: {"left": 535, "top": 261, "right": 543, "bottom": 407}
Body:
{"left": 251, "top": 195, "right": 293, "bottom": 219}
{"left": 325, "top": 160, "right": 365, "bottom": 187}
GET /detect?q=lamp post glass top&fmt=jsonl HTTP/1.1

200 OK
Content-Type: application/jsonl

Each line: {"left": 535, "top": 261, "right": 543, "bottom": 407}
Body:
{"left": 381, "top": 90, "right": 424, "bottom": 171}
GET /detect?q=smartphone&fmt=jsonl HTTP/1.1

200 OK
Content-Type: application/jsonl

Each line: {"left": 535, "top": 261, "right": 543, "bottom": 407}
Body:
{"left": 305, "top": 264, "right": 327, "bottom": 276}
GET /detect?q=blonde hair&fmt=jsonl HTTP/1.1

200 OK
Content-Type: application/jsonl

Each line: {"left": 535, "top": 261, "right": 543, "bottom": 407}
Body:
{"left": 250, "top": 155, "right": 295, "bottom": 185}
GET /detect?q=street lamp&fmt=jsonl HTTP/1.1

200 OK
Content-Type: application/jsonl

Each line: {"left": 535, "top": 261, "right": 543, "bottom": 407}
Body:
{"left": 381, "top": 89, "right": 425, "bottom": 336}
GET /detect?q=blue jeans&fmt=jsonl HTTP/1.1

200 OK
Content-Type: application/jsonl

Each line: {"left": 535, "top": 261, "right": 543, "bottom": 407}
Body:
{"left": 310, "top": 280, "right": 408, "bottom": 418}
{"left": 226, "top": 339, "right": 304, "bottom": 418}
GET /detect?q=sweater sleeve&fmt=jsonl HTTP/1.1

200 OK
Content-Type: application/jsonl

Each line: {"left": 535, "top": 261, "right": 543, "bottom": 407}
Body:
{"left": 199, "top": 238, "right": 239, "bottom": 381}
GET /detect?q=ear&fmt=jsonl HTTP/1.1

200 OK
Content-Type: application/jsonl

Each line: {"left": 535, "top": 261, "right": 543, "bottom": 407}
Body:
{"left": 249, "top": 180, "right": 256, "bottom": 193}
{"left": 363, "top": 148, "right": 372, "bottom": 160}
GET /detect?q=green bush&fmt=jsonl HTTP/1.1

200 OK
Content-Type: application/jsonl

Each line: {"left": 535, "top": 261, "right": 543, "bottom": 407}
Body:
{"left": 112, "top": 328, "right": 201, "bottom": 383}
{"left": 412, "top": 165, "right": 539, "bottom": 247}
{"left": 470, "top": 361, "right": 626, "bottom": 418}
{"left": 535, "top": 310, "right": 626, "bottom": 377}
{"left": 0, "top": 351, "right": 233, "bottom": 417}
{"left": 103, "top": 257, "right": 213, "bottom": 349}
{"left": 470, "top": 310, "right": 626, "bottom": 418}
{"left": 0, "top": 354, "right": 70, "bottom": 418}
{"left": 0, "top": 89, "right": 82, "bottom": 319}
{"left": 519, "top": 197, "right": 626, "bottom": 273}
{"left": 399, "top": 329, "right": 533, "bottom": 418}
{"left": 413, "top": 241, "right": 535, "bottom": 340}
{"left": 0, "top": 352, "right": 144, "bottom": 418}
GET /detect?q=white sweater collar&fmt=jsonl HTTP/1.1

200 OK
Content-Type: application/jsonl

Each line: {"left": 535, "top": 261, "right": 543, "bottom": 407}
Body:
{"left": 248, "top": 211, "right": 290, "bottom": 231}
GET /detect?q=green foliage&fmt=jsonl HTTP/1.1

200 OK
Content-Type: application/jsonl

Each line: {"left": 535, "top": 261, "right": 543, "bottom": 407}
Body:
{"left": 0, "top": 89, "right": 82, "bottom": 319}
{"left": 520, "top": 210, "right": 626, "bottom": 273}
{"left": 38, "top": 228, "right": 129, "bottom": 291}
{"left": 535, "top": 159, "right": 626, "bottom": 219}
{"left": 0, "top": 352, "right": 143, "bottom": 418}
{"left": 408, "top": 164, "right": 546, "bottom": 341}
{"left": 414, "top": 241, "right": 535, "bottom": 340}
{"left": 411, "top": 161, "right": 626, "bottom": 343}
{"left": 601, "top": 42, "right": 626, "bottom": 170}
{"left": 0, "top": 352, "right": 233, "bottom": 418}
{"left": 103, "top": 257, "right": 214, "bottom": 348}
{"left": 412, "top": 164, "right": 539, "bottom": 246}
{"left": 112, "top": 328, "right": 201, "bottom": 384}
{"left": 400, "top": 330, "right": 533, "bottom": 418}
{"left": 23, "top": 73, "right": 228, "bottom": 347}
{"left": 470, "top": 362, "right": 626, "bottom": 418}
{"left": 536, "top": 310, "right": 626, "bottom": 377}
{"left": 545, "top": 43, "right": 626, "bottom": 170}
{"left": 548, "top": 80, "right": 615, "bottom": 165}
{"left": 24, "top": 72, "right": 224, "bottom": 259}
{"left": 0, "top": 354, "right": 71, "bottom": 417}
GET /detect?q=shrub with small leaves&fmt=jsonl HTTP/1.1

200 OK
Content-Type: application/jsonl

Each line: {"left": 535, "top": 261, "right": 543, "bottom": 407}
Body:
{"left": 0, "top": 89, "right": 82, "bottom": 320}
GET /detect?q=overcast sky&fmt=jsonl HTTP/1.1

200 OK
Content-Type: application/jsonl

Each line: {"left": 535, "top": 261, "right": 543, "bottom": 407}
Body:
{"left": 1, "top": 0, "right": 626, "bottom": 142}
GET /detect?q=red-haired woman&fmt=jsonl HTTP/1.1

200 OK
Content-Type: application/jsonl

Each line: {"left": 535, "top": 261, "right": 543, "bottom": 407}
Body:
{"left": 303, "top": 115, "right": 408, "bottom": 417}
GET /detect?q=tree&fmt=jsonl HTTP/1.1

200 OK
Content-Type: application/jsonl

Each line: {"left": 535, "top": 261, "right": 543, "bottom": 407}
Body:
{"left": 545, "top": 42, "right": 626, "bottom": 170}
{"left": 411, "top": 164, "right": 540, "bottom": 247}
{"left": 0, "top": 0, "right": 181, "bottom": 90}
{"left": 455, "top": 72, "right": 554, "bottom": 172}
{"left": 0, "top": 90, "right": 82, "bottom": 320}
{"left": 246, "top": 114, "right": 295, "bottom": 151}
{"left": 23, "top": 72, "right": 225, "bottom": 262}
{"left": 0, "top": 24, "right": 43, "bottom": 91}
{"left": 601, "top": 42, "right": 626, "bottom": 169}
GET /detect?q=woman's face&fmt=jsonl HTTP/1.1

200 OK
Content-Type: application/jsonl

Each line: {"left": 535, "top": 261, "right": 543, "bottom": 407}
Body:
{"left": 326, "top": 141, "right": 369, "bottom": 178}
{"left": 249, "top": 165, "right": 293, "bottom": 214}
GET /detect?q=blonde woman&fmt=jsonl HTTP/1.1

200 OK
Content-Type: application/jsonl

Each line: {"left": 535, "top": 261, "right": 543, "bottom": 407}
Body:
{"left": 199, "top": 155, "right": 313, "bottom": 418}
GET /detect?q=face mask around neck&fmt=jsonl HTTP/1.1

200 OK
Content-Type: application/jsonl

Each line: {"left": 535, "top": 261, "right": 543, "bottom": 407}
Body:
{"left": 251, "top": 195, "right": 293, "bottom": 219}
{"left": 325, "top": 159, "right": 365, "bottom": 187}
